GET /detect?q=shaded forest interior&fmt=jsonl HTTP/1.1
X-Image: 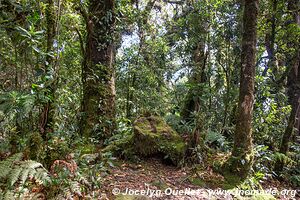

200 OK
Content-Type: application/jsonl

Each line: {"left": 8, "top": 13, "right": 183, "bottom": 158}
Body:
{"left": 0, "top": 0, "right": 300, "bottom": 199}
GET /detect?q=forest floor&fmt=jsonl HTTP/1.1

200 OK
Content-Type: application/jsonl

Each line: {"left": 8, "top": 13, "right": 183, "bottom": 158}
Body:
{"left": 101, "top": 157, "right": 221, "bottom": 199}
{"left": 98, "top": 158, "right": 296, "bottom": 200}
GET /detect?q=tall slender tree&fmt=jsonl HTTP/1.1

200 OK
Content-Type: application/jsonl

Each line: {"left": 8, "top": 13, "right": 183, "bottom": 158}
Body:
{"left": 275, "top": 0, "right": 300, "bottom": 172}
{"left": 80, "top": 0, "right": 116, "bottom": 139}
{"left": 39, "top": 0, "right": 56, "bottom": 138}
{"left": 262, "top": 0, "right": 277, "bottom": 77}
{"left": 178, "top": 2, "right": 210, "bottom": 151}
{"left": 224, "top": 0, "right": 259, "bottom": 179}
{"left": 181, "top": 41, "right": 208, "bottom": 122}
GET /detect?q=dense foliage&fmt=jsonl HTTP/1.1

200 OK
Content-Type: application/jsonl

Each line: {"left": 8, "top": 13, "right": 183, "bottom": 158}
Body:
{"left": 0, "top": 0, "right": 299, "bottom": 198}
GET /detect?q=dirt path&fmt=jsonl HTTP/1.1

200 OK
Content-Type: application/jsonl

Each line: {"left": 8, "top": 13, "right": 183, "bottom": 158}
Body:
{"left": 100, "top": 158, "right": 231, "bottom": 200}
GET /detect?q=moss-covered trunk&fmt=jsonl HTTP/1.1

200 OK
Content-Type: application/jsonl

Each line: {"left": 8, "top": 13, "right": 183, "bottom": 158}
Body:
{"left": 179, "top": 4, "right": 209, "bottom": 152}
{"left": 275, "top": 0, "right": 300, "bottom": 172}
{"left": 262, "top": 0, "right": 277, "bottom": 77}
{"left": 181, "top": 41, "right": 207, "bottom": 151}
{"left": 81, "top": 0, "right": 116, "bottom": 139}
{"left": 181, "top": 42, "right": 207, "bottom": 122}
{"left": 39, "top": 0, "right": 56, "bottom": 138}
{"left": 225, "top": 0, "right": 258, "bottom": 180}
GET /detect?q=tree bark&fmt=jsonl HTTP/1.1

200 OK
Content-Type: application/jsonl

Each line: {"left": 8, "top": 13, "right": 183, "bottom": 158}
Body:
{"left": 179, "top": 3, "right": 210, "bottom": 155}
{"left": 81, "top": 0, "right": 116, "bottom": 140}
{"left": 262, "top": 0, "right": 277, "bottom": 77}
{"left": 181, "top": 41, "right": 208, "bottom": 158}
{"left": 181, "top": 42, "right": 207, "bottom": 121}
{"left": 275, "top": 0, "right": 300, "bottom": 172}
{"left": 225, "top": 0, "right": 258, "bottom": 180}
{"left": 39, "top": 0, "right": 56, "bottom": 138}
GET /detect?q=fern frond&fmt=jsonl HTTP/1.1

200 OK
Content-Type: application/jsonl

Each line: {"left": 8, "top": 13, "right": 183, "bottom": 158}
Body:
{"left": 28, "top": 166, "right": 37, "bottom": 179}
{"left": 21, "top": 160, "right": 43, "bottom": 169}
{"left": 8, "top": 166, "right": 23, "bottom": 187}
{"left": 273, "top": 152, "right": 296, "bottom": 166}
{"left": 0, "top": 153, "right": 23, "bottom": 179}
{"left": 7, "top": 160, "right": 50, "bottom": 187}
{"left": 19, "top": 168, "right": 30, "bottom": 185}
{"left": 70, "top": 181, "right": 82, "bottom": 197}
{"left": 34, "top": 168, "right": 51, "bottom": 184}
{"left": 0, "top": 155, "right": 50, "bottom": 192}
{"left": 3, "top": 190, "right": 14, "bottom": 200}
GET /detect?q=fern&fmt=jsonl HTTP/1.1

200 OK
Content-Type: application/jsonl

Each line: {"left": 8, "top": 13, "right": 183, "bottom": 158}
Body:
{"left": 6, "top": 160, "right": 48, "bottom": 187}
{"left": 8, "top": 160, "right": 50, "bottom": 186}
{"left": 0, "top": 153, "right": 23, "bottom": 179}
{"left": 8, "top": 167, "right": 23, "bottom": 187}
{"left": 3, "top": 190, "right": 14, "bottom": 200}
{"left": 273, "top": 152, "right": 296, "bottom": 166}
{"left": 19, "top": 168, "right": 30, "bottom": 185}
{"left": 35, "top": 168, "right": 51, "bottom": 184}
{"left": 0, "top": 153, "right": 51, "bottom": 199}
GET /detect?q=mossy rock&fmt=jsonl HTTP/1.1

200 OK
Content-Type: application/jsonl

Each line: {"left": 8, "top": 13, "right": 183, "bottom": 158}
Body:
{"left": 133, "top": 115, "right": 186, "bottom": 165}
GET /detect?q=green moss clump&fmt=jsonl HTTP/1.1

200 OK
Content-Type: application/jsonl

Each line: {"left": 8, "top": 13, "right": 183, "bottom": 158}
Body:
{"left": 133, "top": 115, "right": 186, "bottom": 166}
{"left": 77, "top": 143, "right": 97, "bottom": 155}
{"left": 103, "top": 114, "right": 186, "bottom": 165}
{"left": 26, "top": 132, "right": 44, "bottom": 161}
{"left": 188, "top": 177, "right": 206, "bottom": 187}
{"left": 222, "top": 172, "right": 244, "bottom": 189}
{"left": 218, "top": 149, "right": 254, "bottom": 187}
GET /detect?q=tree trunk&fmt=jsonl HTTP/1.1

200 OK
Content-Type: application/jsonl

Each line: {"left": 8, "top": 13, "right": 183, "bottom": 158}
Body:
{"left": 39, "top": 0, "right": 56, "bottom": 138}
{"left": 225, "top": 0, "right": 258, "bottom": 180}
{"left": 181, "top": 41, "right": 208, "bottom": 161}
{"left": 275, "top": 0, "right": 300, "bottom": 172}
{"left": 181, "top": 42, "right": 207, "bottom": 121}
{"left": 262, "top": 0, "right": 277, "bottom": 77}
{"left": 81, "top": 0, "right": 116, "bottom": 140}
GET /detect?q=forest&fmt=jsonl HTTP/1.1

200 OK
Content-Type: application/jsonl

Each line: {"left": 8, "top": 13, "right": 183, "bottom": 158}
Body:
{"left": 0, "top": 0, "right": 299, "bottom": 199}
